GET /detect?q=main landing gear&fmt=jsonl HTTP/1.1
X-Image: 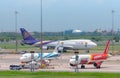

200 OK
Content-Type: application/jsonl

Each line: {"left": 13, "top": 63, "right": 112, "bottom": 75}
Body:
{"left": 93, "top": 62, "right": 101, "bottom": 69}
{"left": 81, "top": 64, "right": 85, "bottom": 69}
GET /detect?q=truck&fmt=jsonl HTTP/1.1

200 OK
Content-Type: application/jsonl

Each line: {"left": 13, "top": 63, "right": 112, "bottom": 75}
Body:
{"left": 9, "top": 65, "right": 22, "bottom": 70}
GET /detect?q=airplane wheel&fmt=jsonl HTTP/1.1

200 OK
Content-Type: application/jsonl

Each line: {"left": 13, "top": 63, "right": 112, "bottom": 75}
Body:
{"left": 81, "top": 65, "right": 85, "bottom": 69}
{"left": 96, "top": 66, "right": 101, "bottom": 69}
{"left": 86, "top": 50, "right": 90, "bottom": 53}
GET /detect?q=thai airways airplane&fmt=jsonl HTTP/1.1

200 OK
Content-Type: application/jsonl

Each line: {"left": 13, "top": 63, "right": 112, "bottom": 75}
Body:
{"left": 20, "top": 41, "right": 61, "bottom": 64}
{"left": 46, "top": 39, "right": 97, "bottom": 52}
{"left": 69, "top": 40, "right": 111, "bottom": 69}
{"left": 20, "top": 28, "right": 97, "bottom": 52}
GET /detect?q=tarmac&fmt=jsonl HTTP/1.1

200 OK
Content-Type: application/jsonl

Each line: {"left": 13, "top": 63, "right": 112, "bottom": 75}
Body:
{"left": 0, "top": 53, "right": 120, "bottom": 72}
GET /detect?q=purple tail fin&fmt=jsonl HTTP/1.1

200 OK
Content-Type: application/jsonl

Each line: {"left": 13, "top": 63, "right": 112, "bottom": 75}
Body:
{"left": 20, "top": 28, "right": 39, "bottom": 45}
{"left": 20, "top": 28, "right": 55, "bottom": 46}
{"left": 20, "top": 28, "right": 35, "bottom": 41}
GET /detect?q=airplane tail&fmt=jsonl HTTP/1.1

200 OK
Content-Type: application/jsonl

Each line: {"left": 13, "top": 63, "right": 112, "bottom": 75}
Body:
{"left": 20, "top": 28, "right": 39, "bottom": 45}
{"left": 103, "top": 40, "right": 110, "bottom": 54}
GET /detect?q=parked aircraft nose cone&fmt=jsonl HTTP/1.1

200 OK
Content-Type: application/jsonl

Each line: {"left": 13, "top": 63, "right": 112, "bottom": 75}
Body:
{"left": 93, "top": 42, "right": 97, "bottom": 46}
{"left": 20, "top": 57, "right": 23, "bottom": 61}
{"left": 90, "top": 42, "right": 97, "bottom": 48}
{"left": 69, "top": 58, "right": 76, "bottom": 65}
{"left": 20, "top": 57, "right": 26, "bottom": 62}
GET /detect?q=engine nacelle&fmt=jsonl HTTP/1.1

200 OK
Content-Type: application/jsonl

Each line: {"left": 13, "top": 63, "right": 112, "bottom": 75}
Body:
{"left": 58, "top": 46, "right": 64, "bottom": 51}
{"left": 57, "top": 47, "right": 67, "bottom": 52}
{"left": 42, "top": 46, "right": 48, "bottom": 50}
{"left": 58, "top": 47, "right": 67, "bottom": 52}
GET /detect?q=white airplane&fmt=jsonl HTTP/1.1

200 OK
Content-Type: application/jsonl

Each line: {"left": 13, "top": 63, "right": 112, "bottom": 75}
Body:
{"left": 69, "top": 40, "right": 111, "bottom": 69}
{"left": 20, "top": 28, "right": 97, "bottom": 52}
{"left": 20, "top": 41, "right": 61, "bottom": 64}
{"left": 46, "top": 39, "right": 97, "bottom": 52}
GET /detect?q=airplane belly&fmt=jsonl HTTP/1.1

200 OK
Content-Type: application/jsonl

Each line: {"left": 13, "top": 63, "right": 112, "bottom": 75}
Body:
{"left": 80, "top": 60, "right": 88, "bottom": 64}
{"left": 46, "top": 42, "right": 57, "bottom": 46}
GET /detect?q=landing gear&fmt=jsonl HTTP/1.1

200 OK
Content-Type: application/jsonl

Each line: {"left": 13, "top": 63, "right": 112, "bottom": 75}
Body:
{"left": 93, "top": 62, "right": 101, "bottom": 69}
{"left": 85, "top": 49, "right": 90, "bottom": 53}
{"left": 81, "top": 64, "right": 85, "bottom": 69}
{"left": 96, "top": 66, "right": 101, "bottom": 69}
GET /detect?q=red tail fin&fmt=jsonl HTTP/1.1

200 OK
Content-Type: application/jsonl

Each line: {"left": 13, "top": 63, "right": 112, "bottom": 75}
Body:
{"left": 103, "top": 40, "right": 110, "bottom": 54}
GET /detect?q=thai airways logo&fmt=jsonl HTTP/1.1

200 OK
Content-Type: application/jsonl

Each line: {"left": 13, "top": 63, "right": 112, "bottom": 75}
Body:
{"left": 23, "top": 31, "right": 29, "bottom": 39}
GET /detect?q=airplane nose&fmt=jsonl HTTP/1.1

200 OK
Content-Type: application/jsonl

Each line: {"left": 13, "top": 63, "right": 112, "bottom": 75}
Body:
{"left": 69, "top": 59, "right": 76, "bottom": 65}
{"left": 20, "top": 57, "right": 26, "bottom": 62}
{"left": 91, "top": 42, "right": 97, "bottom": 47}
{"left": 20, "top": 57, "right": 23, "bottom": 61}
{"left": 93, "top": 43, "right": 97, "bottom": 46}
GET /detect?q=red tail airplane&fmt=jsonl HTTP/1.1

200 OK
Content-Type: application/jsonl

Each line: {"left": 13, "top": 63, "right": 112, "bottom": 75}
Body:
{"left": 69, "top": 40, "right": 111, "bottom": 69}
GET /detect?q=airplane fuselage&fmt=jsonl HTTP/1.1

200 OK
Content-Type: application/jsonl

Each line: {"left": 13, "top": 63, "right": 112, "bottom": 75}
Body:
{"left": 69, "top": 53, "right": 109, "bottom": 65}
{"left": 45, "top": 39, "right": 97, "bottom": 50}
{"left": 20, "top": 52, "right": 60, "bottom": 63}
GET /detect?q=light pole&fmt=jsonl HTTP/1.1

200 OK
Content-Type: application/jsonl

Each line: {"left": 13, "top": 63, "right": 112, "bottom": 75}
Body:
{"left": 15, "top": 11, "right": 18, "bottom": 53}
{"left": 40, "top": 0, "right": 43, "bottom": 67}
{"left": 74, "top": 51, "right": 79, "bottom": 72}
{"left": 30, "top": 51, "right": 35, "bottom": 72}
{"left": 111, "top": 10, "right": 115, "bottom": 54}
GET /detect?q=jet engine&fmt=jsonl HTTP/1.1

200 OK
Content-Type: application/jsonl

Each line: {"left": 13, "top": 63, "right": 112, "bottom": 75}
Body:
{"left": 42, "top": 46, "right": 48, "bottom": 50}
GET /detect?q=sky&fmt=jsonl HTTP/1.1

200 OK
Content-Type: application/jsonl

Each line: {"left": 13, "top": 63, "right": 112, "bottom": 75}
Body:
{"left": 0, "top": 0, "right": 120, "bottom": 32}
